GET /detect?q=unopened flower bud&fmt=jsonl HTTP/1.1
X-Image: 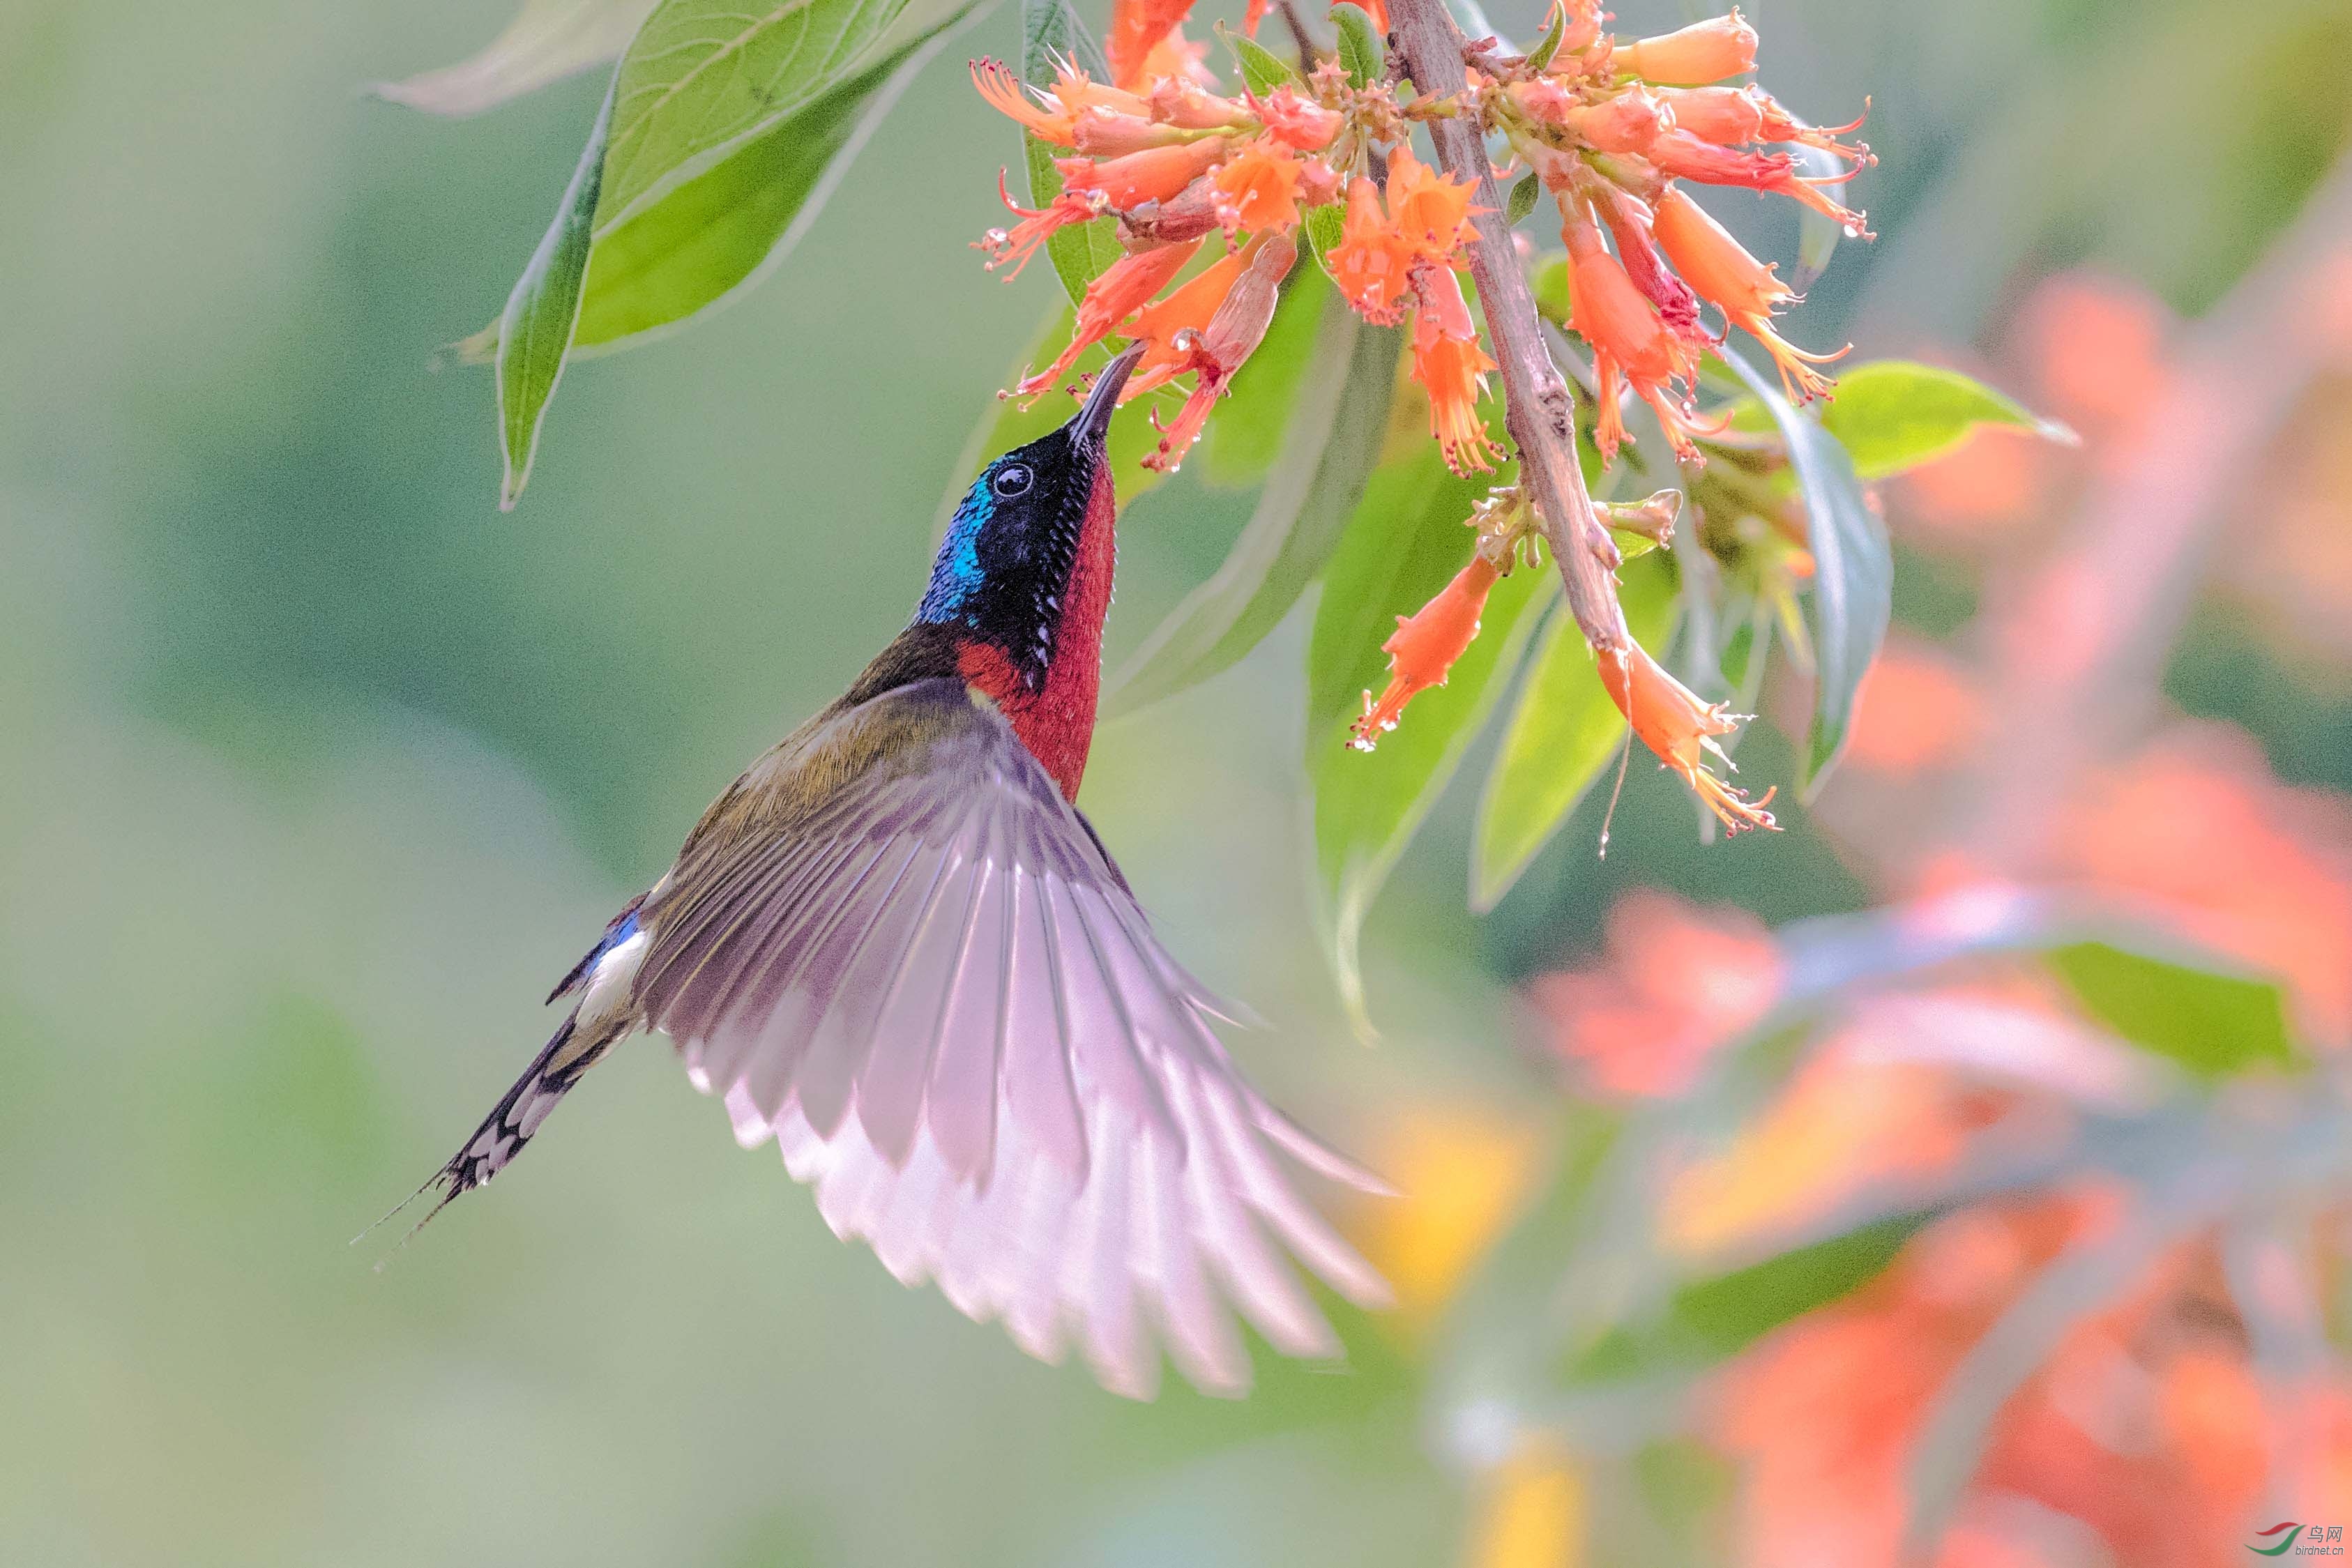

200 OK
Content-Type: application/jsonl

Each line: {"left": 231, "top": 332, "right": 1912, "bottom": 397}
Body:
{"left": 1618, "top": 10, "right": 1759, "bottom": 86}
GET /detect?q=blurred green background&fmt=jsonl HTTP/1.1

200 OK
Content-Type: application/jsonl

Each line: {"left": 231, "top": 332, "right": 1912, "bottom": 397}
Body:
{"left": 3, "top": 1, "right": 2349, "bottom": 1564}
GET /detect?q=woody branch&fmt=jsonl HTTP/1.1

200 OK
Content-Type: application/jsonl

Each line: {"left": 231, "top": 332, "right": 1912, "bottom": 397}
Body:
{"left": 1386, "top": 0, "right": 1631, "bottom": 654}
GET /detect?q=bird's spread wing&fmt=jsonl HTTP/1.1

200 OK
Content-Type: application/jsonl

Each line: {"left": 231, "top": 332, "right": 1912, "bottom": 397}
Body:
{"left": 630, "top": 678, "right": 1392, "bottom": 1397}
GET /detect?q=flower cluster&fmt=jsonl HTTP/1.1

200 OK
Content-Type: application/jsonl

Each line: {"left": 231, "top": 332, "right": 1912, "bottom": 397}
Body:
{"left": 976, "top": 0, "right": 1865, "bottom": 840}
{"left": 1492, "top": 2, "right": 1871, "bottom": 450}
{"left": 973, "top": 23, "right": 1493, "bottom": 474}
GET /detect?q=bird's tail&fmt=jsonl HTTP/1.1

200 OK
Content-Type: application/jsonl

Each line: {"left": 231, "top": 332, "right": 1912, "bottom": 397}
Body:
{"left": 362, "top": 1010, "right": 619, "bottom": 1254}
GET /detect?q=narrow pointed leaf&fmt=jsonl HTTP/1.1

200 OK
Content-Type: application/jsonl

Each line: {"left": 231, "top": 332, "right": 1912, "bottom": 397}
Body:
{"left": 1303, "top": 201, "right": 1347, "bottom": 277}
{"left": 596, "top": 0, "right": 922, "bottom": 231}
{"left": 1469, "top": 549, "right": 1676, "bottom": 912}
{"left": 1506, "top": 172, "right": 1540, "bottom": 227}
{"left": 1817, "top": 360, "right": 2077, "bottom": 480}
{"left": 373, "top": 0, "right": 656, "bottom": 117}
{"left": 1315, "top": 559, "right": 1551, "bottom": 1030}
{"left": 1723, "top": 345, "right": 1888, "bottom": 797}
{"left": 1220, "top": 22, "right": 1303, "bottom": 93}
{"left": 572, "top": 17, "right": 963, "bottom": 353}
{"left": 479, "top": 0, "right": 968, "bottom": 503}
{"left": 1307, "top": 441, "right": 1537, "bottom": 1028}
{"left": 496, "top": 78, "right": 613, "bottom": 510}
{"left": 1522, "top": 2, "right": 1566, "bottom": 72}
{"left": 1788, "top": 140, "right": 1845, "bottom": 293}
{"left": 2048, "top": 940, "right": 2300, "bottom": 1079}
{"left": 1021, "top": 0, "right": 1120, "bottom": 304}
{"left": 1331, "top": 3, "right": 1383, "bottom": 87}
{"left": 1110, "top": 293, "right": 1401, "bottom": 713}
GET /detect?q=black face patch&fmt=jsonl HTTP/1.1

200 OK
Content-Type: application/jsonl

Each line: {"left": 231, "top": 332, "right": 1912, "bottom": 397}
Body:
{"left": 916, "top": 425, "right": 1100, "bottom": 691}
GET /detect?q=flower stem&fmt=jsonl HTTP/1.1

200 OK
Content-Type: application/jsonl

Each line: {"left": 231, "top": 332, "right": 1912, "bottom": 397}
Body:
{"left": 1386, "top": 0, "right": 1630, "bottom": 653}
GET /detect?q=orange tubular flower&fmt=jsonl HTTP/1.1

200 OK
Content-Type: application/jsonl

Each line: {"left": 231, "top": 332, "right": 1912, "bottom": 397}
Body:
{"left": 1656, "top": 84, "right": 1766, "bottom": 146}
{"left": 1139, "top": 25, "right": 1219, "bottom": 90}
{"left": 1071, "top": 108, "right": 1193, "bottom": 157}
{"left": 1139, "top": 234, "right": 1297, "bottom": 471}
{"left": 1384, "top": 148, "right": 1478, "bottom": 259}
{"left": 1649, "top": 130, "right": 1872, "bottom": 236}
{"left": 1058, "top": 137, "right": 1230, "bottom": 210}
{"left": 977, "top": 174, "right": 1105, "bottom": 275}
{"left": 1411, "top": 266, "right": 1502, "bottom": 474}
{"left": 1105, "top": 0, "right": 1197, "bottom": 90}
{"left": 1353, "top": 555, "right": 1500, "bottom": 748}
{"left": 1598, "top": 639, "right": 1778, "bottom": 832}
{"left": 1616, "top": 10, "right": 1759, "bottom": 86}
{"left": 1596, "top": 187, "right": 1704, "bottom": 339}
{"left": 1565, "top": 217, "right": 1723, "bottom": 461}
{"left": 1017, "top": 239, "right": 1203, "bottom": 398}
{"left": 971, "top": 59, "right": 1079, "bottom": 144}
{"left": 1657, "top": 86, "right": 1871, "bottom": 165}
{"left": 1563, "top": 88, "right": 1667, "bottom": 155}
{"left": 1558, "top": 0, "right": 1605, "bottom": 54}
{"left": 1250, "top": 86, "right": 1344, "bottom": 152}
{"left": 971, "top": 61, "right": 1153, "bottom": 145}
{"left": 1148, "top": 74, "right": 1254, "bottom": 129}
{"left": 1209, "top": 139, "right": 1304, "bottom": 231}
{"left": 1328, "top": 176, "right": 1419, "bottom": 323}
{"left": 1652, "top": 185, "right": 1847, "bottom": 401}
{"left": 1122, "top": 244, "right": 1256, "bottom": 395}
{"left": 1754, "top": 93, "right": 1872, "bottom": 164}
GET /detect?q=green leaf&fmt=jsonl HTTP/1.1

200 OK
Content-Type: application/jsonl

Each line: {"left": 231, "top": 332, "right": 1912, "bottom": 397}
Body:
{"left": 495, "top": 78, "right": 613, "bottom": 510}
{"left": 1019, "top": 0, "right": 1120, "bottom": 304}
{"left": 1522, "top": 1, "right": 1565, "bottom": 71}
{"left": 1506, "top": 172, "right": 1540, "bottom": 227}
{"left": 1568, "top": 1213, "right": 1931, "bottom": 1386}
{"left": 1787, "top": 139, "right": 1846, "bottom": 294}
{"left": 597, "top": 0, "right": 919, "bottom": 231}
{"left": 1307, "top": 446, "right": 1476, "bottom": 737}
{"left": 1194, "top": 262, "right": 1334, "bottom": 489}
{"left": 1309, "top": 445, "right": 1539, "bottom": 1028}
{"left": 1021, "top": 0, "right": 1105, "bottom": 79}
{"left": 1530, "top": 250, "right": 1569, "bottom": 328}
{"left": 1722, "top": 345, "right": 1888, "bottom": 798}
{"left": 2049, "top": 940, "right": 2301, "bottom": 1079}
{"left": 1303, "top": 201, "right": 1347, "bottom": 277}
{"left": 1218, "top": 21, "right": 1303, "bottom": 94}
{"left": 571, "top": 17, "right": 962, "bottom": 353}
{"left": 1469, "top": 549, "right": 1676, "bottom": 912}
{"left": 484, "top": 0, "right": 971, "bottom": 504}
{"left": 1331, "top": 2, "right": 1383, "bottom": 87}
{"left": 1818, "top": 360, "right": 2075, "bottom": 481}
{"left": 1111, "top": 294, "right": 1401, "bottom": 713}
{"left": 1671, "top": 1215, "right": 1927, "bottom": 1355}
{"left": 373, "top": 0, "right": 656, "bottom": 117}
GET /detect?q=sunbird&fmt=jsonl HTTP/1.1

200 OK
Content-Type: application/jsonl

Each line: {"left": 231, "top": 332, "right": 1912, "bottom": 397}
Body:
{"left": 396, "top": 347, "right": 1391, "bottom": 1398}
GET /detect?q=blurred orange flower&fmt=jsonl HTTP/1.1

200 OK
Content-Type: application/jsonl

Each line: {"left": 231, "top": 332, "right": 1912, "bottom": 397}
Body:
{"left": 1844, "top": 637, "right": 1991, "bottom": 778}
{"left": 1528, "top": 892, "right": 1782, "bottom": 1097}
{"left": 1715, "top": 1192, "right": 2282, "bottom": 1568}
{"left": 2056, "top": 724, "right": 2352, "bottom": 1042}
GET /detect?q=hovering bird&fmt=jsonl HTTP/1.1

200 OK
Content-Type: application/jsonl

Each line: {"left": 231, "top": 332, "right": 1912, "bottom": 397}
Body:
{"left": 395, "top": 347, "right": 1392, "bottom": 1397}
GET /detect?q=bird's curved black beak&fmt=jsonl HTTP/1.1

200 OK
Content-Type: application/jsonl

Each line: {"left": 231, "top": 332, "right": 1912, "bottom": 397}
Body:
{"left": 1072, "top": 343, "right": 1144, "bottom": 449}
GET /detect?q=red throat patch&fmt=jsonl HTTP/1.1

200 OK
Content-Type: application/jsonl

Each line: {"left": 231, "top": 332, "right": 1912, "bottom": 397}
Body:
{"left": 957, "top": 466, "right": 1118, "bottom": 800}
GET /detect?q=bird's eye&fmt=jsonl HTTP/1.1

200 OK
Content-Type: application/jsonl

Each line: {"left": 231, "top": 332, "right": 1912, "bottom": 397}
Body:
{"left": 992, "top": 463, "right": 1034, "bottom": 499}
